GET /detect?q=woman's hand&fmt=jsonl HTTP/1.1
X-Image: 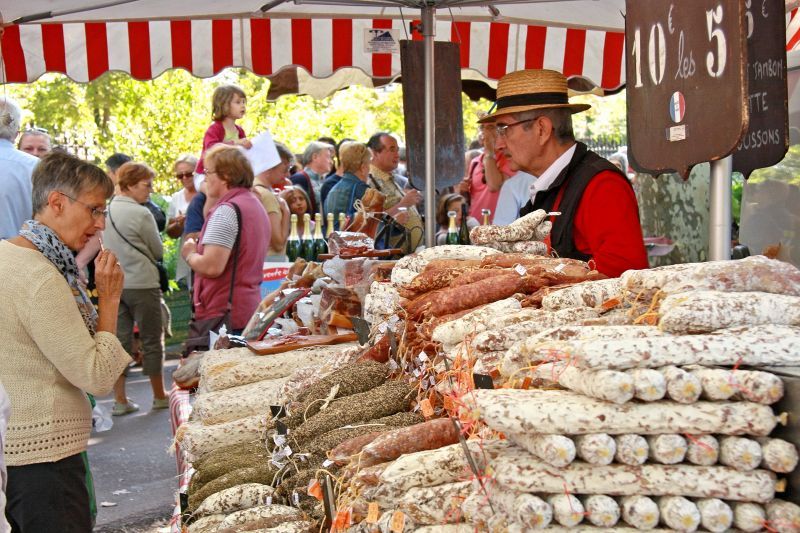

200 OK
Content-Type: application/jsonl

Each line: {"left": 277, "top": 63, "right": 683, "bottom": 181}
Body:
{"left": 235, "top": 138, "right": 253, "bottom": 149}
{"left": 181, "top": 238, "right": 198, "bottom": 261}
{"left": 94, "top": 250, "right": 124, "bottom": 301}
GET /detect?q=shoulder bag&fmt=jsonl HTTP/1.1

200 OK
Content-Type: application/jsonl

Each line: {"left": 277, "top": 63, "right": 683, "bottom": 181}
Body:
{"left": 108, "top": 202, "right": 170, "bottom": 293}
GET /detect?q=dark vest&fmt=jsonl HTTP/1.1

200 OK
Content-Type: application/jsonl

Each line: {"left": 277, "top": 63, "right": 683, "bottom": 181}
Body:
{"left": 520, "top": 142, "right": 632, "bottom": 261}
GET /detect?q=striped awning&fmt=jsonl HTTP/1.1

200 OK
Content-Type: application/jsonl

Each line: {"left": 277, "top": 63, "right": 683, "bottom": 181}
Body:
{"left": 0, "top": 17, "right": 626, "bottom": 89}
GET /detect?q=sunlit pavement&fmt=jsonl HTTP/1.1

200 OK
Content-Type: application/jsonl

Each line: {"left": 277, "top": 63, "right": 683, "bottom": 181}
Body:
{"left": 89, "top": 359, "right": 179, "bottom": 532}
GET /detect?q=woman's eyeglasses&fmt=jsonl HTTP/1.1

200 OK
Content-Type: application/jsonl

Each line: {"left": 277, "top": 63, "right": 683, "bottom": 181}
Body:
{"left": 58, "top": 192, "right": 108, "bottom": 219}
{"left": 175, "top": 172, "right": 194, "bottom": 179}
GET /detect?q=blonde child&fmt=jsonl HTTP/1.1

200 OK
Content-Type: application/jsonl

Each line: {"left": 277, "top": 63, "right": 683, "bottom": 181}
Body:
{"left": 196, "top": 84, "right": 252, "bottom": 175}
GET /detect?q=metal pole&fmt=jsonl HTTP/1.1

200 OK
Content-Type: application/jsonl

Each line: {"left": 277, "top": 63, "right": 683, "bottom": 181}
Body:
{"left": 422, "top": 3, "right": 437, "bottom": 248}
{"left": 708, "top": 156, "right": 732, "bottom": 261}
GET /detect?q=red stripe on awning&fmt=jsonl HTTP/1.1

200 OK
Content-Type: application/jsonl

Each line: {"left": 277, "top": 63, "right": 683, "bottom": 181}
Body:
{"left": 601, "top": 32, "right": 625, "bottom": 88}
{"left": 487, "top": 23, "right": 510, "bottom": 79}
{"left": 371, "top": 19, "right": 392, "bottom": 77}
{"left": 562, "top": 28, "right": 586, "bottom": 77}
{"left": 788, "top": 10, "right": 800, "bottom": 51}
{"left": 128, "top": 22, "right": 151, "bottom": 79}
{"left": 170, "top": 20, "right": 192, "bottom": 71}
{"left": 451, "top": 22, "right": 471, "bottom": 68}
{"left": 85, "top": 23, "right": 109, "bottom": 81}
{"left": 42, "top": 24, "right": 67, "bottom": 73}
{"left": 291, "top": 19, "right": 313, "bottom": 71}
{"left": 524, "top": 25, "right": 547, "bottom": 69}
{"left": 411, "top": 20, "right": 423, "bottom": 41}
{"left": 212, "top": 20, "right": 234, "bottom": 73}
{"left": 332, "top": 19, "right": 352, "bottom": 71}
{"left": 1, "top": 25, "right": 27, "bottom": 82}
{"left": 250, "top": 19, "right": 272, "bottom": 75}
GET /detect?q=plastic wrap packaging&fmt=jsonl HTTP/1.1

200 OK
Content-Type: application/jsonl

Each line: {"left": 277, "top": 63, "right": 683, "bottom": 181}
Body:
{"left": 328, "top": 231, "right": 375, "bottom": 256}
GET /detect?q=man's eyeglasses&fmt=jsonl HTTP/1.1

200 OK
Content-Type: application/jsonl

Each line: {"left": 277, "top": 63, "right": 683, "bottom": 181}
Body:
{"left": 59, "top": 192, "right": 108, "bottom": 220}
{"left": 495, "top": 117, "right": 540, "bottom": 137}
{"left": 175, "top": 172, "right": 194, "bottom": 179}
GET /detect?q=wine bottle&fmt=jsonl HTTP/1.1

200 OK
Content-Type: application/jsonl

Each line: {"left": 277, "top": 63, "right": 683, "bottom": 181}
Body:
{"left": 338, "top": 212, "right": 347, "bottom": 232}
{"left": 325, "top": 213, "right": 334, "bottom": 238}
{"left": 314, "top": 213, "right": 328, "bottom": 258}
{"left": 459, "top": 203, "right": 471, "bottom": 245}
{"left": 301, "top": 213, "right": 316, "bottom": 261}
{"left": 286, "top": 213, "right": 302, "bottom": 262}
{"left": 481, "top": 208, "right": 491, "bottom": 225}
{"left": 446, "top": 210, "right": 459, "bottom": 245}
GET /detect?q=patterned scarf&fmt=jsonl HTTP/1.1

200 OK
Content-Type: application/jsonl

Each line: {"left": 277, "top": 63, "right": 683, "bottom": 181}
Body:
{"left": 19, "top": 220, "right": 98, "bottom": 336}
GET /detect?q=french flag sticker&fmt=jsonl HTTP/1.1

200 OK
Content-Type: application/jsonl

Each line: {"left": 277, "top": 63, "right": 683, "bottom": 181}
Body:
{"left": 669, "top": 91, "right": 686, "bottom": 123}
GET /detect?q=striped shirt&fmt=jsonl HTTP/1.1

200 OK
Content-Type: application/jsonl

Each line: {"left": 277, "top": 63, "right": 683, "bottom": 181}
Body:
{"left": 201, "top": 204, "right": 238, "bottom": 249}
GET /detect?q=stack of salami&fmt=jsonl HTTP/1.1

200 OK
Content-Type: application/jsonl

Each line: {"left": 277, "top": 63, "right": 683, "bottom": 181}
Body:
{"left": 339, "top": 254, "right": 800, "bottom": 532}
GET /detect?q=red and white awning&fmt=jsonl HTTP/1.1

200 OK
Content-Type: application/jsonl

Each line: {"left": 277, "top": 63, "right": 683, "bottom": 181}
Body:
{"left": 0, "top": 17, "right": 626, "bottom": 89}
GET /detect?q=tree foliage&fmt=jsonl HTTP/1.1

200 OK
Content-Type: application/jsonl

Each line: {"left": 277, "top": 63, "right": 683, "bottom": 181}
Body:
{"left": 6, "top": 68, "right": 627, "bottom": 197}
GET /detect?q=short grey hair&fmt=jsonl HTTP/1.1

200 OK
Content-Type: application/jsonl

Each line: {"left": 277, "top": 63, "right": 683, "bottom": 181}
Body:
{"left": 274, "top": 142, "right": 294, "bottom": 163}
{"left": 515, "top": 108, "right": 575, "bottom": 143}
{"left": 174, "top": 153, "right": 198, "bottom": 170}
{"left": 0, "top": 97, "right": 22, "bottom": 142}
{"left": 302, "top": 141, "right": 333, "bottom": 167}
{"left": 32, "top": 151, "right": 114, "bottom": 215}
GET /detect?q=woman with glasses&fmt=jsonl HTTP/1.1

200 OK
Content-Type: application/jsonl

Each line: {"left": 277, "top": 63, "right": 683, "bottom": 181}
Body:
{"left": 103, "top": 162, "right": 168, "bottom": 416}
{"left": 166, "top": 154, "right": 199, "bottom": 288}
{"left": 0, "top": 151, "right": 130, "bottom": 531}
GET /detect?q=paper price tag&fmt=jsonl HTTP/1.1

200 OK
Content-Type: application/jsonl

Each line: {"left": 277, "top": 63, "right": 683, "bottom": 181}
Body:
{"left": 419, "top": 398, "right": 434, "bottom": 418}
{"left": 443, "top": 395, "right": 455, "bottom": 412}
{"left": 390, "top": 510, "right": 406, "bottom": 532}
{"left": 366, "top": 502, "right": 380, "bottom": 524}
{"left": 514, "top": 264, "right": 528, "bottom": 276}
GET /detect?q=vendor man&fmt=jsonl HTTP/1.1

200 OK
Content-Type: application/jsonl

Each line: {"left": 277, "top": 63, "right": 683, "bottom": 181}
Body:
{"left": 483, "top": 69, "right": 648, "bottom": 277}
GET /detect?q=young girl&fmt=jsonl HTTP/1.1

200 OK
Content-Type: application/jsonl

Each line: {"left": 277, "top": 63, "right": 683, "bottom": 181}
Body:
{"left": 435, "top": 193, "right": 479, "bottom": 245}
{"left": 196, "top": 85, "right": 252, "bottom": 175}
{"left": 279, "top": 186, "right": 314, "bottom": 237}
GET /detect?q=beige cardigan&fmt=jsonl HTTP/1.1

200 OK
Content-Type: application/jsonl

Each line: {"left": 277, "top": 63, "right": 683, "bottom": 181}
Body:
{"left": 0, "top": 241, "right": 131, "bottom": 466}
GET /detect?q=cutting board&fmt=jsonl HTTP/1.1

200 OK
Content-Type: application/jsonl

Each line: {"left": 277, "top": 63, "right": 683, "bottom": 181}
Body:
{"left": 246, "top": 333, "right": 358, "bottom": 355}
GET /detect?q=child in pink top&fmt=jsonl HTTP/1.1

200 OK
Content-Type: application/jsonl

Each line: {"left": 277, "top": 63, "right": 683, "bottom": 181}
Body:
{"left": 196, "top": 85, "right": 252, "bottom": 174}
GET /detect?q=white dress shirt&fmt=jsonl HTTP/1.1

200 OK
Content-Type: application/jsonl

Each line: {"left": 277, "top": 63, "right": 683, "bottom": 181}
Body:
{"left": 528, "top": 143, "right": 577, "bottom": 207}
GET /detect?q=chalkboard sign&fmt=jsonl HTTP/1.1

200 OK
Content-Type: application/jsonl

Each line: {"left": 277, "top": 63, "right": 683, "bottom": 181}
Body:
{"left": 626, "top": 0, "right": 748, "bottom": 178}
{"left": 401, "top": 41, "right": 465, "bottom": 191}
{"left": 731, "top": 0, "right": 789, "bottom": 179}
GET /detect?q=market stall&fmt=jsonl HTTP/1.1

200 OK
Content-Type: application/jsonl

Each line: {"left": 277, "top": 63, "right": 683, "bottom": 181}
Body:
{"left": 170, "top": 213, "right": 800, "bottom": 531}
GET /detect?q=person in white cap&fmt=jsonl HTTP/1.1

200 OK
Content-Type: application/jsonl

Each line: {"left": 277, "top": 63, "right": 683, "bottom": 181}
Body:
{"left": 483, "top": 69, "right": 648, "bottom": 277}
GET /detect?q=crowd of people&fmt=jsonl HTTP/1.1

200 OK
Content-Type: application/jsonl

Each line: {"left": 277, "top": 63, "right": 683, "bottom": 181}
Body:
{"left": 0, "top": 68, "right": 649, "bottom": 532}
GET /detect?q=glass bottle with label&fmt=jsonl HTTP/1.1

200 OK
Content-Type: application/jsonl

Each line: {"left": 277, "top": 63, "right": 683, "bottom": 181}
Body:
{"left": 338, "top": 212, "right": 347, "bottom": 232}
{"left": 301, "top": 213, "right": 316, "bottom": 261}
{"left": 481, "top": 208, "right": 491, "bottom": 226}
{"left": 459, "top": 203, "right": 471, "bottom": 245}
{"left": 446, "top": 210, "right": 459, "bottom": 245}
{"left": 286, "top": 213, "right": 302, "bottom": 262}
{"left": 314, "top": 213, "right": 328, "bottom": 258}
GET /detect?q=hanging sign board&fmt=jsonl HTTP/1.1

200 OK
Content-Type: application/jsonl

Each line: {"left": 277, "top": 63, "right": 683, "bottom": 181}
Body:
{"left": 731, "top": 0, "right": 789, "bottom": 179}
{"left": 626, "top": 0, "right": 748, "bottom": 178}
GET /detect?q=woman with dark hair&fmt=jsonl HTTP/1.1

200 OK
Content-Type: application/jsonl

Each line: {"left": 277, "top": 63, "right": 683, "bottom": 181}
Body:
{"left": 435, "top": 193, "right": 479, "bottom": 245}
{"left": 181, "top": 145, "right": 269, "bottom": 337}
{"left": 104, "top": 162, "right": 168, "bottom": 415}
{"left": 0, "top": 151, "right": 130, "bottom": 531}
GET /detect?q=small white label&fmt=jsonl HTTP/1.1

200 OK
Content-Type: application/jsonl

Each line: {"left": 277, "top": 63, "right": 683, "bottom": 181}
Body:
{"left": 322, "top": 459, "right": 334, "bottom": 468}
{"left": 418, "top": 352, "right": 429, "bottom": 362}
{"left": 293, "top": 492, "right": 300, "bottom": 505}
{"left": 266, "top": 496, "right": 273, "bottom": 505}
{"left": 364, "top": 28, "right": 400, "bottom": 54}
{"left": 668, "top": 125, "right": 687, "bottom": 142}
{"left": 273, "top": 434, "right": 287, "bottom": 447}
{"left": 388, "top": 359, "right": 400, "bottom": 372}
{"left": 514, "top": 264, "right": 528, "bottom": 276}
{"left": 554, "top": 263, "right": 567, "bottom": 273}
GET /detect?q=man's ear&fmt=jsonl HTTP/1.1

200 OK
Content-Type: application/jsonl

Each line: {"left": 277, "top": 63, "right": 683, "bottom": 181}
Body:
{"left": 537, "top": 116, "right": 553, "bottom": 146}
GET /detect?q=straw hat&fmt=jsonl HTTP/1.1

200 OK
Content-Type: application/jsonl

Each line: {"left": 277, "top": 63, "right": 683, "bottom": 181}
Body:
{"left": 479, "top": 69, "right": 590, "bottom": 123}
